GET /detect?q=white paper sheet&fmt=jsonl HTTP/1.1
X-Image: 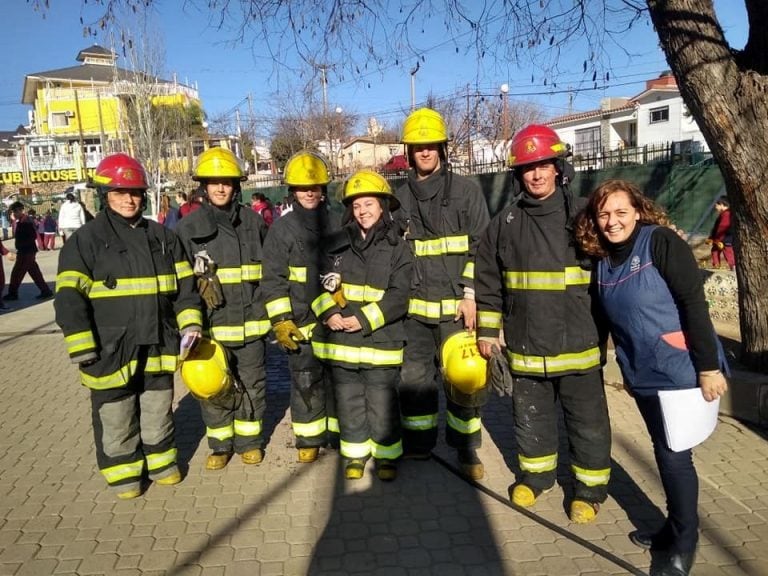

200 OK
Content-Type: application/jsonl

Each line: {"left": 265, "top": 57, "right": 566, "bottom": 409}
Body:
{"left": 658, "top": 388, "right": 720, "bottom": 452}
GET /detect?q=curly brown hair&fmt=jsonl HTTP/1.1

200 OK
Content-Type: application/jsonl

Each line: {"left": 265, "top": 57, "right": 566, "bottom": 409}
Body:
{"left": 574, "top": 179, "right": 671, "bottom": 257}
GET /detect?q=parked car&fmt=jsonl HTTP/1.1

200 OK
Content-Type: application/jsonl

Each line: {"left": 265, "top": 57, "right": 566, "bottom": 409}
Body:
{"left": 381, "top": 154, "right": 409, "bottom": 175}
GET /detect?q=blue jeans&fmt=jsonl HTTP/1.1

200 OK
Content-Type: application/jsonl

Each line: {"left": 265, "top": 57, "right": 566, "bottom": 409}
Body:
{"left": 635, "top": 393, "right": 699, "bottom": 553}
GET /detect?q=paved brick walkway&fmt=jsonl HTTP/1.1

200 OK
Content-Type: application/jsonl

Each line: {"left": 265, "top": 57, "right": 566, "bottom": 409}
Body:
{"left": 0, "top": 249, "right": 766, "bottom": 575}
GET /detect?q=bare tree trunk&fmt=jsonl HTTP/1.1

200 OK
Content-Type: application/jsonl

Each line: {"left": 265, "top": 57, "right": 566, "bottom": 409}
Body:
{"left": 648, "top": 0, "right": 768, "bottom": 370}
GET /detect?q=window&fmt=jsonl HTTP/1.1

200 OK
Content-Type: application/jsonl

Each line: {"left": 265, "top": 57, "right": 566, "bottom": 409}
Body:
{"left": 650, "top": 106, "right": 669, "bottom": 124}
{"left": 574, "top": 127, "right": 601, "bottom": 158}
{"left": 50, "top": 113, "right": 70, "bottom": 128}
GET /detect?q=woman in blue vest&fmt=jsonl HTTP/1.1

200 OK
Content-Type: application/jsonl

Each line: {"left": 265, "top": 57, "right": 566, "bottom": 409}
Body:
{"left": 574, "top": 179, "right": 728, "bottom": 576}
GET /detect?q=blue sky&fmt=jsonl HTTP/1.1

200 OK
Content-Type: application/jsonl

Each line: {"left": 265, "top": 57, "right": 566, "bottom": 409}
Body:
{"left": 2, "top": 1, "right": 747, "bottom": 139}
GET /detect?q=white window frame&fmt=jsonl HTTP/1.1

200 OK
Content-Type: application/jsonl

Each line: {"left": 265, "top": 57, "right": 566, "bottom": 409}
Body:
{"left": 649, "top": 106, "right": 669, "bottom": 124}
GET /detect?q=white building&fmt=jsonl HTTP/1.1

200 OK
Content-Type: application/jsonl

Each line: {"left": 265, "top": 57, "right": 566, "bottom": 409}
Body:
{"left": 547, "top": 71, "right": 708, "bottom": 168}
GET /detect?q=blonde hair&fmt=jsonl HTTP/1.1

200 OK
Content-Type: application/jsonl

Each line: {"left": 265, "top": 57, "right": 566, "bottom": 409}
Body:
{"left": 574, "top": 179, "right": 671, "bottom": 257}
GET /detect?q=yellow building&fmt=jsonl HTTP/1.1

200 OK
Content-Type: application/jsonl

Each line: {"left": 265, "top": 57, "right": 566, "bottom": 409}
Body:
{"left": 1, "top": 44, "right": 201, "bottom": 188}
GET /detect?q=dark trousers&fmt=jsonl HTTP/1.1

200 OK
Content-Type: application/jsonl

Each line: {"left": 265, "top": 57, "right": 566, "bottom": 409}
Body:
{"left": 8, "top": 253, "right": 49, "bottom": 295}
{"left": 512, "top": 372, "right": 612, "bottom": 503}
{"left": 635, "top": 393, "right": 699, "bottom": 553}
{"left": 90, "top": 352, "right": 177, "bottom": 492}
{"left": 399, "top": 318, "right": 482, "bottom": 454}
{"left": 332, "top": 365, "right": 402, "bottom": 460}
{"left": 201, "top": 339, "right": 267, "bottom": 454}
{"left": 288, "top": 343, "right": 337, "bottom": 448}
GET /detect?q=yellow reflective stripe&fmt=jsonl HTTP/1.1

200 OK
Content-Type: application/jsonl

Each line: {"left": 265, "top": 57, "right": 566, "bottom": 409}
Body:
{"left": 572, "top": 465, "right": 611, "bottom": 487}
{"left": 342, "top": 283, "right": 385, "bottom": 303}
{"left": 361, "top": 303, "right": 385, "bottom": 331}
{"left": 462, "top": 261, "right": 475, "bottom": 280}
{"left": 89, "top": 277, "right": 158, "bottom": 298}
{"left": 65, "top": 330, "right": 97, "bottom": 355}
{"left": 312, "top": 342, "right": 403, "bottom": 366}
{"left": 145, "top": 355, "right": 178, "bottom": 373}
{"left": 371, "top": 439, "right": 403, "bottom": 460}
{"left": 157, "top": 274, "right": 177, "bottom": 294}
{"left": 506, "top": 346, "right": 602, "bottom": 375}
{"left": 446, "top": 411, "right": 482, "bottom": 435}
{"left": 80, "top": 360, "right": 137, "bottom": 390}
{"left": 504, "top": 271, "right": 565, "bottom": 291}
{"left": 234, "top": 419, "right": 262, "bottom": 437}
{"left": 266, "top": 296, "right": 292, "bottom": 318}
{"left": 207, "top": 424, "right": 234, "bottom": 441}
{"left": 211, "top": 320, "right": 270, "bottom": 342}
{"left": 340, "top": 439, "right": 371, "bottom": 459}
{"left": 56, "top": 270, "right": 93, "bottom": 294}
{"left": 519, "top": 453, "right": 558, "bottom": 473}
{"left": 477, "top": 310, "right": 502, "bottom": 330}
{"left": 217, "top": 267, "right": 243, "bottom": 284}
{"left": 327, "top": 416, "right": 340, "bottom": 433}
{"left": 312, "top": 292, "right": 336, "bottom": 317}
{"left": 288, "top": 266, "right": 307, "bottom": 283}
{"left": 146, "top": 448, "right": 178, "bottom": 471}
{"left": 101, "top": 459, "right": 145, "bottom": 484}
{"left": 413, "top": 235, "right": 469, "bottom": 257}
{"left": 565, "top": 266, "right": 591, "bottom": 286}
{"left": 402, "top": 413, "right": 439, "bottom": 431}
{"left": 242, "top": 264, "right": 262, "bottom": 282}
{"left": 408, "top": 298, "right": 459, "bottom": 319}
{"left": 175, "top": 260, "right": 194, "bottom": 280}
{"left": 293, "top": 418, "right": 327, "bottom": 438}
{"left": 177, "top": 308, "right": 203, "bottom": 330}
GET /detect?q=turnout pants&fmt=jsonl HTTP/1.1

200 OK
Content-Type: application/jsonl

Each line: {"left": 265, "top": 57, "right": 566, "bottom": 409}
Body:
{"left": 288, "top": 343, "right": 337, "bottom": 449}
{"left": 332, "top": 365, "right": 402, "bottom": 461}
{"left": 635, "top": 393, "right": 699, "bottom": 553}
{"left": 399, "top": 318, "right": 482, "bottom": 454}
{"left": 201, "top": 339, "right": 267, "bottom": 454}
{"left": 512, "top": 372, "right": 611, "bottom": 503}
{"left": 90, "top": 350, "right": 178, "bottom": 495}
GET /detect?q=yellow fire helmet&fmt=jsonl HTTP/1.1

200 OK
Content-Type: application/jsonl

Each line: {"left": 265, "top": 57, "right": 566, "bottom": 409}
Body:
{"left": 440, "top": 331, "right": 488, "bottom": 408}
{"left": 193, "top": 147, "right": 247, "bottom": 182}
{"left": 283, "top": 150, "right": 331, "bottom": 187}
{"left": 180, "top": 338, "right": 232, "bottom": 400}
{"left": 401, "top": 107, "right": 448, "bottom": 145}
{"left": 342, "top": 169, "right": 400, "bottom": 210}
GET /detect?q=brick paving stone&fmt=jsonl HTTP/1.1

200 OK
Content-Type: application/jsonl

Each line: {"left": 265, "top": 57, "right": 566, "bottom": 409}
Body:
{"left": 139, "top": 550, "right": 178, "bottom": 571}
{"left": 58, "top": 539, "right": 97, "bottom": 560}
{"left": 15, "top": 558, "right": 59, "bottom": 576}
{"left": 0, "top": 543, "right": 39, "bottom": 563}
{"left": 197, "top": 546, "right": 235, "bottom": 566}
{"left": 52, "top": 558, "right": 81, "bottom": 574}
{"left": 76, "top": 552, "right": 119, "bottom": 575}
{"left": 0, "top": 562, "right": 22, "bottom": 575}
{"left": 223, "top": 560, "right": 263, "bottom": 576}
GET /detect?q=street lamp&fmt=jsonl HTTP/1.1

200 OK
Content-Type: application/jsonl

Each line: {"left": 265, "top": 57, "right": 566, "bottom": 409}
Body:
{"left": 410, "top": 62, "right": 420, "bottom": 111}
{"left": 500, "top": 83, "right": 510, "bottom": 142}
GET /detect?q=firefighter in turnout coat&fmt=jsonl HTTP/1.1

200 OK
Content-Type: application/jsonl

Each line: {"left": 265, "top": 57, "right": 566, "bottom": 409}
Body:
{"left": 312, "top": 170, "right": 412, "bottom": 481}
{"left": 393, "top": 108, "right": 490, "bottom": 479}
{"left": 262, "top": 150, "right": 339, "bottom": 463}
{"left": 175, "top": 147, "right": 271, "bottom": 470}
{"left": 475, "top": 125, "right": 612, "bottom": 524}
{"left": 54, "top": 153, "right": 203, "bottom": 500}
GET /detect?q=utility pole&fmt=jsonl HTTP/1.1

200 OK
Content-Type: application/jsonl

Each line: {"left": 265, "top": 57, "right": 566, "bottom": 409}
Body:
{"left": 466, "top": 84, "right": 473, "bottom": 172}
{"left": 73, "top": 89, "right": 88, "bottom": 182}
{"left": 410, "top": 62, "right": 420, "bottom": 111}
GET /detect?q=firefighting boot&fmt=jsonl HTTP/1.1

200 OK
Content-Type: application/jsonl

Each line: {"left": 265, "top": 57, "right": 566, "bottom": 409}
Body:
{"left": 155, "top": 470, "right": 182, "bottom": 486}
{"left": 569, "top": 500, "right": 600, "bottom": 524}
{"left": 344, "top": 458, "right": 367, "bottom": 480}
{"left": 509, "top": 484, "right": 552, "bottom": 507}
{"left": 116, "top": 487, "right": 142, "bottom": 500}
{"left": 375, "top": 459, "right": 397, "bottom": 482}
{"left": 241, "top": 449, "right": 264, "bottom": 465}
{"left": 206, "top": 451, "right": 233, "bottom": 470}
{"left": 458, "top": 449, "right": 484, "bottom": 480}
{"left": 297, "top": 447, "right": 319, "bottom": 463}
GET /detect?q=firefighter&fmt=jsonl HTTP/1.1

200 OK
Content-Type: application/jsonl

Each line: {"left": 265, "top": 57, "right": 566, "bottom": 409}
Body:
{"left": 175, "top": 147, "right": 271, "bottom": 470}
{"left": 311, "top": 170, "right": 412, "bottom": 481}
{"left": 474, "top": 124, "right": 612, "bottom": 523}
{"left": 262, "top": 150, "right": 339, "bottom": 463}
{"left": 393, "top": 107, "right": 490, "bottom": 479}
{"left": 54, "top": 153, "right": 203, "bottom": 500}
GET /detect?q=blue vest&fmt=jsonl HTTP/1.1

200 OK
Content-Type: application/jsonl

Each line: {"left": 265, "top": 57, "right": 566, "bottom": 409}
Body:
{"left": 598, "top": 225, "right": 697, "bottom": 396}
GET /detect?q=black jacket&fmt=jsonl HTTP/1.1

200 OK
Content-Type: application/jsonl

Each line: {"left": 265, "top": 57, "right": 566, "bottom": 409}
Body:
{"left": 54, "top": 210, "right": 202, "bottom": 389}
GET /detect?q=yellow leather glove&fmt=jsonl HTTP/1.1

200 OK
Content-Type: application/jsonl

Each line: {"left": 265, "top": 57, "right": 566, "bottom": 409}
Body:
{"left": 331, "top": 289, "right": 347, "bottom": 309}
{"left": 197, "top": 275, "right": 225, "bottom": 310}
{"left": 273, "top": 320, "right": 305, "bottom": 351}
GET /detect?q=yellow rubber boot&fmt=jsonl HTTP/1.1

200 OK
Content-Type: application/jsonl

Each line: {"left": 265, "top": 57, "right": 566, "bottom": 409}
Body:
{"left": 570, "top": 500, "right": 599, "bottom": 524}
{"left": 206, "top": 452, "right": 233, "bottom": 470}
{"left": 297, "top": 447, "right": 319, "bottom": 463}
{"left": 510, "top": 484, "right": 538, "bottom": 507}
{"left": 155, "top": 470, "right": 182, "bottom": 486}
{"left": 116, "top": 487, "right": 142, "bottom": 500}
{"left": 345, "top": 459, "right": 366, "bottom": 480}
{"left": 376, "top": 460, "right": 397, "bottom": 482}
{"left": 241, "top": 449, "right": 264, "bottom": 465}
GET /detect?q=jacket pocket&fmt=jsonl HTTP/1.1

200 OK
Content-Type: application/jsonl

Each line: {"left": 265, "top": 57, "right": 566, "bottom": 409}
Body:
{"left": 79, "top": 326, "right": 135, "bottom": 390}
